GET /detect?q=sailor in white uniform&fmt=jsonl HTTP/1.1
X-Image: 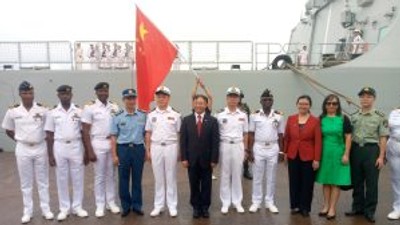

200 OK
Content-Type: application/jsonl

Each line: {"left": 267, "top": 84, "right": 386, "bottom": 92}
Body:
{"left": 81, "top": 82, "right": 120, "bottom": 217}
{"left": 145, "top": 86, "right": 181, "bottom": 218}
{"left": 1, "top": 81, "right": 54, "bottom": 224}
{"left": 44, "top": 85, "right": 88, "bottom": 221}
{"left": 248, "top": 89, "right": 284, "bottom": 214}
{"left": 217, "top": 87, "right": 249, "bottom": 214}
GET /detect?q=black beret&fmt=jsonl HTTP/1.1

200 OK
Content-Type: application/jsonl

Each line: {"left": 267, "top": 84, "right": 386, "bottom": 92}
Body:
{"left": 56, "top": 85, "right": 72, "bottom": 93}
{"left": 94, "top": 82, "right": 109, "bottom": 90}
{"left": 18, "top": 81, "right": 33, "bottom": 92}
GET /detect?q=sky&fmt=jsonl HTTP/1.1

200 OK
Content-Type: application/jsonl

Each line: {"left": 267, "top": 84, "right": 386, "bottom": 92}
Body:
{"left": 0, "top": 0, "right": 308, "bottom": 44}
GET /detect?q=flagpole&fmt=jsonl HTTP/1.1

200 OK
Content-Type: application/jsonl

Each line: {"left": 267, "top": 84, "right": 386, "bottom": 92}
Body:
{"left": 175, "top": 47, "right": 199, "bottom": 78}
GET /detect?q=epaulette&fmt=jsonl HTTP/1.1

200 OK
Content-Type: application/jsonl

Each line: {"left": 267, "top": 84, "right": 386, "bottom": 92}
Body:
{"left": 374, "top": 110, "right": 385, "bottom": 117}
{"left": 85, "top": 100, "right": 95, "bottom": 106}
{"left": 75, "top": 104, "right": 80, "bottom": 108}
{"left": 150, "top": 107, "right": 156, "bottom": 112}
{"left": 114, "top": 109, "right": 124, "bottom": 117}
{"left": 9, "top": 103, "right": 20, "bottom": 109}
{"left": 171, "top": 107, "right": 180, "bottom": 113}
{"left": 274, "top": 110, "right": 284, "bottom": 115}
{"left": 36, "top": 103, "right": 47, "bottom": 108}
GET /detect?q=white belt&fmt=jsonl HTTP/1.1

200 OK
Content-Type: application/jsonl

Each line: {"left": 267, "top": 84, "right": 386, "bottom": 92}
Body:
{"left": 55, "top": 138, "right": 81, "bottom": 144}
{"left": 255, "top": 140, "right": 278, "bottom": 147}
{"left": 18, "top": 140, "right": 45, "bottom": 147}
{"left": 221, "top": 139, "right": 243, "bottom": 144}
{"left": 152, "top": 141, "right": 177, "bottom": 146}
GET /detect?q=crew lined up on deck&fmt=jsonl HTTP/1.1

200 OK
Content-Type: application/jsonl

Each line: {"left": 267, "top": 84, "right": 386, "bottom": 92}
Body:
{"left": 2, "top": 80, "right": 394, "bottom": 224}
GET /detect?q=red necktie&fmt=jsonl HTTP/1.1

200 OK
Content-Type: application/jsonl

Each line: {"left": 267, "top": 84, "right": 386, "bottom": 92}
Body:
{"left": 197, "top": 115, "right": 202, "bottom": 136}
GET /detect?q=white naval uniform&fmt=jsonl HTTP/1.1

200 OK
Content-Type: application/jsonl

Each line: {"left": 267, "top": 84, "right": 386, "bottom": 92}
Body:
{"left": 352, "top": 35, "right": 364, "bottom": 54}
{"left": 44, "top": 103, "right": 84, "bottom": 213}
{"left": 1, "top": 102, "right": 51, "bottom": 216}
{"left": 145, "top": 106, "right": 181, "bottom": 211}
{"left": 81, "top": 99, "right": 119, "bottom": 210}
{"left": 249, "top": 109, "right": 284, "bottom": 206}
{"left": 75, "top": 48, "right": 84, "bottom": 70}
{"left": 217, "top": 107, "right": 248, "bottom": 208}
{"left": 387, "top": 109, "right": 400, "bottom": 213}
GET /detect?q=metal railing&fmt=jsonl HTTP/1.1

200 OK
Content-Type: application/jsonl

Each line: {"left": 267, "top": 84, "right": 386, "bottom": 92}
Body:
{"left": 0, "top": 41, "right": 73, "bottom": 70}
{"left": 0, "top": 40, "right": 375, "bottom": 71}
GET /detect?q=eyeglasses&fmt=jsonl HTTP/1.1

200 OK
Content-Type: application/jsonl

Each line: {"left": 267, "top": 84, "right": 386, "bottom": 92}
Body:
{"left": 326, "top": 102, "right": 338, "bottom": 106}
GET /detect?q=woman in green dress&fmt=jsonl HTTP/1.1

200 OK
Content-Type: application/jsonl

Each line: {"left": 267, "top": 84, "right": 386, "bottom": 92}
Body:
{"left": 316, "top": 94, "right": 352, "bottom": 220}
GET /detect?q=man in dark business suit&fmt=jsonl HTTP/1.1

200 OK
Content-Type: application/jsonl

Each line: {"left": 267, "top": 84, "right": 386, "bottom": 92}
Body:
{"left": 180, "top": 94, "right": 220, "bottom": 219}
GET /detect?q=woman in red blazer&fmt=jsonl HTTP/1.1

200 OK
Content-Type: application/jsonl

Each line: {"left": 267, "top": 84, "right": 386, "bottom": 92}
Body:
{"left": 283, "top": 95, "right": 322, "bottom": 217}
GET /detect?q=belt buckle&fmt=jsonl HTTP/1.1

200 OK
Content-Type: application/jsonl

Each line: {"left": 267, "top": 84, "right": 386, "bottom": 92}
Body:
{"left": 229, "top": 141, "right": 234, "bottom": 144}
{"left": 265, "top": 142, "right": 270, "bottom": 146}
{"left": 128, "top": 143, "right": 134, "bottom": 147}
{"left": 161, "top": 142, "right": 166, "bottom": 146}
{"left": 66, "top": 140, "right": 71, "bottom": 144}
{"left": 29, "top": 143, "right": 34, "bottom": 147}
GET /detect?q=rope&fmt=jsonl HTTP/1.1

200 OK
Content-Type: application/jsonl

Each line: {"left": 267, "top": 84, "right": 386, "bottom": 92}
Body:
{"left": 287, "top": 64, "right": 361, "bottom": 109}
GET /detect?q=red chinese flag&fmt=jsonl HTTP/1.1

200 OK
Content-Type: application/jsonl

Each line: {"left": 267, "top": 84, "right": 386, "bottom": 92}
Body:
{"left": 135, "top": 6, "right": 177, "bottom": 111}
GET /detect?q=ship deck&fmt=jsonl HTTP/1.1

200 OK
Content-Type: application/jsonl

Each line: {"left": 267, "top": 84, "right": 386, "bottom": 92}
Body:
{"left": 0, "top": 152, "right": 397, "bottom": 225}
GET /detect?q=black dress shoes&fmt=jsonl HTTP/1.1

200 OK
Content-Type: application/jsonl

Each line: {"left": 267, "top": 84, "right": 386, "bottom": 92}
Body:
{"left": 193, "top": 210, "right": 201, "bottom": 219}
{"left": 365, "top": 214, "right": 376, "bottom": 223}
{"left": 202, "top": 210, "right": 210, "bottom": 218}
{"left": 121, "top": 209, "right": 130, "bottom": 217}
{"left": 345, "top": 210, "right": 364, "bottom": 216}
{"left": 300, "top": 210, "right": 310, "bottom": 217}
{"left": 132, "top": 208, "right": 144, "bottom": 216}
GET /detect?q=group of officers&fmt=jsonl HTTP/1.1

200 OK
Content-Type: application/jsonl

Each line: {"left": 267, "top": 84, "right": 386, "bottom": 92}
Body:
{"left": 0, "top": 80, "right": 389, "bottom": 224}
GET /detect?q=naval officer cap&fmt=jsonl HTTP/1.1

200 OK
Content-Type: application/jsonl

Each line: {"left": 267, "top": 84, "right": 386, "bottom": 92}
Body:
{"left": 18, "top": 81, "right": 34, "bottom": 92}
{"left": 122, "top": 88, "right": 137, "bottom": 98}
{"left": 155, "top": 86, "right": 171, "bottom": 96}
{"left": 358, "top": 87, "right": 376, "bottom": 97}
{"left": 94, "top": 82, "right": 109, "bottom": 90}
{"left": 57, "top": 85, "right": 72, "bottom": 93}
{"left": 226, "top": 86, "right": 241, "bottom": 96}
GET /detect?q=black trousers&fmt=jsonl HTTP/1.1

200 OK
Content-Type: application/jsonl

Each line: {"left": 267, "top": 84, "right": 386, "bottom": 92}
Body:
{"left": 188, "top": 161, "right": 212, "bottom": 211}
{"left": 350, "top": 143, "right": 380, "bottom": 216}
{"left": 288, "top": 155, "right": 315, "bottom": 212}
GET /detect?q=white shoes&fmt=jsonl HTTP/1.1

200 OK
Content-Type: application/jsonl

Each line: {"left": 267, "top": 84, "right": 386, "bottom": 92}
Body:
{"left": 57, "top": 211, "right": 69, "bottom": 221}
{"left": 221, "top": 206, "right": 229, "bottom": 214}
{"left": 266, "top": 203, "right": 279, "bottom": 214}
{"left": 42, "top": 211, "right": 54, "bottom": 220}
{"left": 106, "top": 203, "right": 120, "bottom": 214}
{"left": 249, "top": 204, "right": 260, "bottom": 213}
{"left": 73, "top": 208, "right": 88, "bottom": 218}
{"left": 150, "top": 208, "right": 163, "bottom": 217}
{"left": 169, "top": 209, "right": 178, "bottom": 217}
{"left": 388, "top": 210, "right": 400, "bottom": 220}
{"left": 21, "top": 215, "right": 31, "bottom": 224}
{"left": 235, "top": 205, "right": 245, "bottom": 213}
{"left": 95, "top": 208, "right": 105, "bottom": 218}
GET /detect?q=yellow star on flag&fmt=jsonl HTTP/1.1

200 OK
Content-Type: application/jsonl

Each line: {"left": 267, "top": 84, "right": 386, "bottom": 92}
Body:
{"left": 139, "top": 22, "right": 148, "bottom": 41}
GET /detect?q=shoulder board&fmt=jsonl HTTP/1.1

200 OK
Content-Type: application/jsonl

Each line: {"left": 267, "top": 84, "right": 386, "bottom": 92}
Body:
{"left": 75, "top": 104, "right": 80, "bottom": 108}
{"left": 150, "top": 107, "right": 156, "bottom": 112}
{"left": 36, "top": 103, "right": 48, "bottom": 108}
{"left": 374, "top": 110, "right": 385, "bottom": 117}
{"left": 171, "top": 107, "right": 180, "bottom": 113}
{"left": 137, "top": 109, "right": 146, "bottom": 113}
{"left": 252, "top": 110, "right": 260, "bottom": 114}
{"left": 274, "top": 110, "right": 284, "bottom": 115}
{"left": 85, "top": 100, "right": 95, "bottom": 106}
{"left": 217, "top": 108, "right": 224, "bottom": 113}
{"left": 114, "top": 109, "right": 124, "bottom": 116}
{"left": 52, "top": 105, "right": 57, "bottom": 109}
{"left": 9, "top": 103, "right": 20, "bottom": 109}
{"left": 109, "top": 100, "right": 118, "bottom": 106}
